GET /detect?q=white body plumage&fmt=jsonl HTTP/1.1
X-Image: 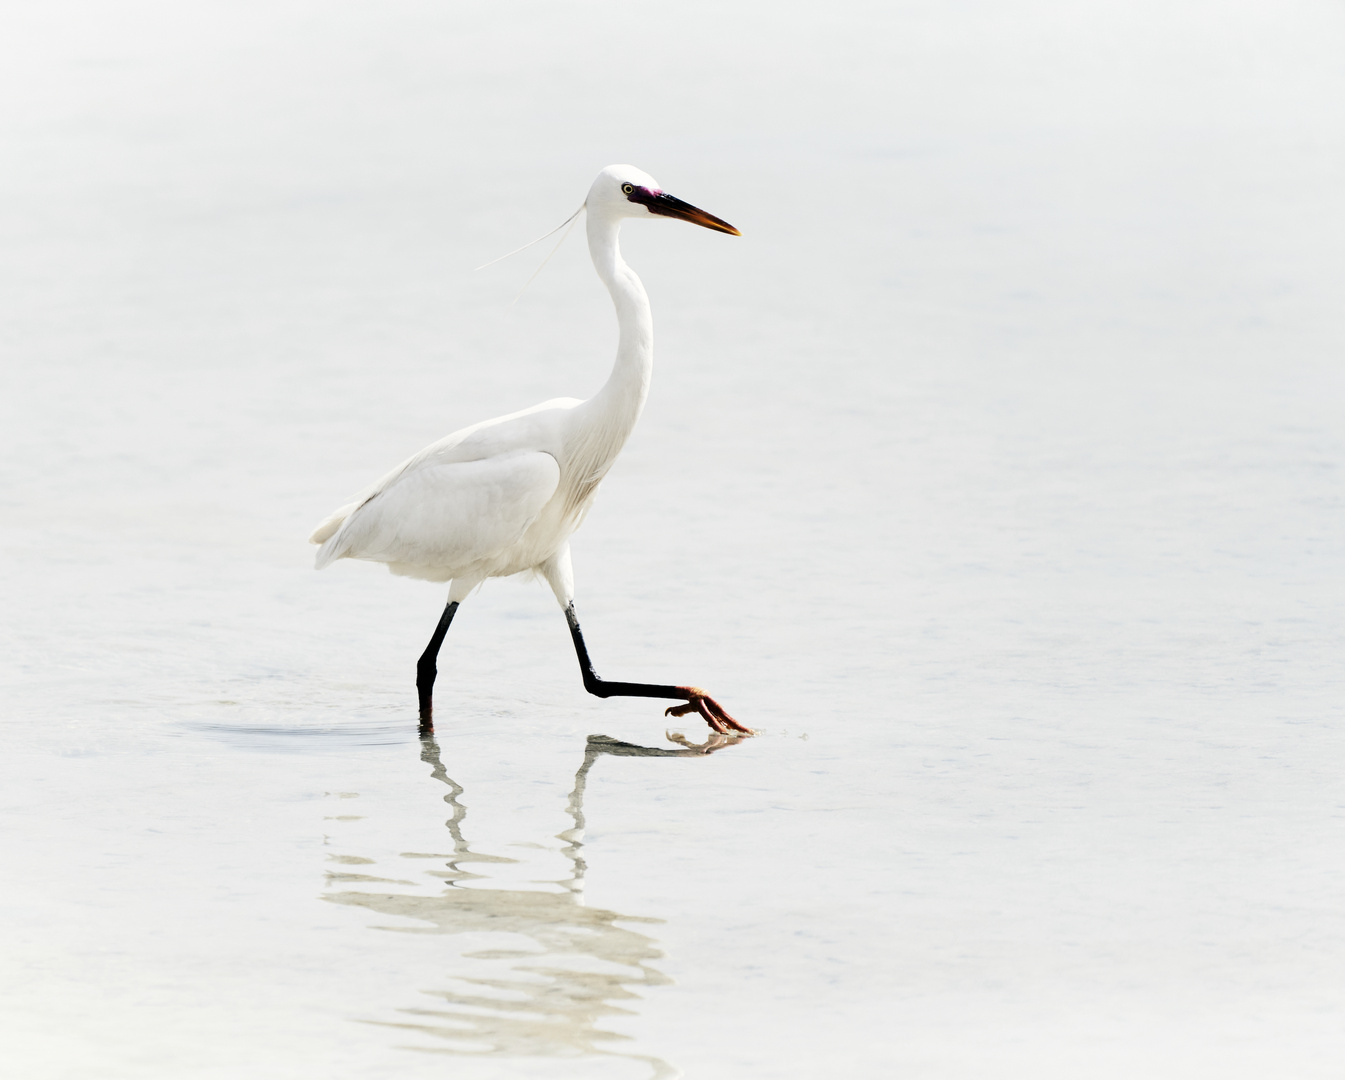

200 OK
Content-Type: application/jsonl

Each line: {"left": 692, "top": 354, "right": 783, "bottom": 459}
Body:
{"left": 311, "top": 165, "right": 678, "bottom": 608}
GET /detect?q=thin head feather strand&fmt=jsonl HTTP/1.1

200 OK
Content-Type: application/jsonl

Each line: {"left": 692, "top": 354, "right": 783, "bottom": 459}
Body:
{"left": 474, "top": 203, "right": 585, "bottom": 272}
{"left": 509, "top": 205, "right": 585, "bottom": 309}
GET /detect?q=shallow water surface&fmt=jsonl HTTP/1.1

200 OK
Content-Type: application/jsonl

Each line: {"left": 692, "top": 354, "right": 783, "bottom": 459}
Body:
{"left": 323, "top": 736, "right": 711, "bottom": 1076}
{"left": 2, "top": 2, "right": 1344, "bottom": 1077}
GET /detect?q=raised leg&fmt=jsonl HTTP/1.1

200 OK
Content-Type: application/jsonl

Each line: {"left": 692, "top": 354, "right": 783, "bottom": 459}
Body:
{"left": 417, "top": 599, "right": 459, "bottom": 731}
{"left": 563, "top": 602, "right": 752, "bottom": 735}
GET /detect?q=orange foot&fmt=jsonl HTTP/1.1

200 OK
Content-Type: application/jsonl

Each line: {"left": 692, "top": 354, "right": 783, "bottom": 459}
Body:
{"left": 664, "top": 687, "right": 754, "bottom": 735}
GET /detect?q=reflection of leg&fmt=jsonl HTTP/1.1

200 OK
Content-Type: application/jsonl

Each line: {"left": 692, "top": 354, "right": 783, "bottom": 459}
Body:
{"left": 559, "top": 746, "right": 599, "bottom": 893}
{"left": 559, "top": 732, "right": 743, "bottom": 894}
{"left": 583, "top": 733, "right": 743, "bottom": 759}
{"left": 416, "top": 600, "right": 459, "bottom": 729}
{"left": 564, "top": 603, "right": 752, "bottom": 735}
{"left": 665, "top": 731, "right": 743, "bottom": 754}
{"left": 419, "top": 734, "right": 472, "bottom": 855}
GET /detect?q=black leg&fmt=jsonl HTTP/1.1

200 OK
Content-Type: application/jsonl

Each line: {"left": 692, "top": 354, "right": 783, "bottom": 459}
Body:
{"left": 563, "top": 602, "right": 752, "bottom": 734}
{"left": 417, "top": 600, "right": 459, "bottom": 730}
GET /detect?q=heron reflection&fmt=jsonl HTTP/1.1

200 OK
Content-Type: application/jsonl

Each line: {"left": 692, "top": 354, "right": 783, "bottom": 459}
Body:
{"left": 324, "top": 730, "right": 741, "bottom": 1077}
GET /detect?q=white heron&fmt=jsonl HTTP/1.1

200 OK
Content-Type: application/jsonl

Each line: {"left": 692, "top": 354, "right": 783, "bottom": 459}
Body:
{"left": 309, "top": 165, "right": 751, "bottom": 735}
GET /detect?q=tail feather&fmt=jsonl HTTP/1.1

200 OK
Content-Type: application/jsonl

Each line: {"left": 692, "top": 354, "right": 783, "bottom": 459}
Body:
{"left": 309, "top": 501, "right": 358, "bottom": 569}
{"left": 314, "top": 530, "right": 349, "bottom": 570}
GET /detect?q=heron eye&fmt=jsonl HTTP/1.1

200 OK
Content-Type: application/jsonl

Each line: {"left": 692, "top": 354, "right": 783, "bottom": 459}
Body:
{"left": 622, "top": 183, "right": 634, "bottom": 194}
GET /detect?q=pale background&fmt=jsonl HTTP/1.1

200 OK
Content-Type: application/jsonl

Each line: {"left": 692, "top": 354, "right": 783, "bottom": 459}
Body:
{"left": 1, "top": 1, "right": 1343, "bottom": 1077}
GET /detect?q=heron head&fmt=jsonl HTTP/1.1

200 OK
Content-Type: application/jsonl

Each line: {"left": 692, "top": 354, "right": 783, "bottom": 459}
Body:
{"left": 587, "top": 165, "right": 740, "bottom": 236}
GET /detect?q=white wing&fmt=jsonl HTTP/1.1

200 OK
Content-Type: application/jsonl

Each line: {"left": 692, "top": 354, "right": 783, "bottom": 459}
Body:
{"left": 314, "top": 450, "right": 560, "bottom": 574}
{"left": 308, "top": 397, "right": 581, "bottom": 547}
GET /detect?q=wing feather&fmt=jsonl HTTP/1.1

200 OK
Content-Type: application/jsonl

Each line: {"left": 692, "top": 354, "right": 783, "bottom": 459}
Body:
{"left": 315, "top": 451, "right": 560, "bottom": 574}
{"left": 307, "top": 397, "right": 580, "bottom": 547}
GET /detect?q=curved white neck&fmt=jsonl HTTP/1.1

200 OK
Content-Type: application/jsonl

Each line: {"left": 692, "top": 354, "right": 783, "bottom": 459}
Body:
{"left": 584, "top": 211, "right": 652, "bottom": 430}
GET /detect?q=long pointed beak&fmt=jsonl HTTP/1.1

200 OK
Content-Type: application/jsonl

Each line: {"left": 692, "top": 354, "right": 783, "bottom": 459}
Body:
{"left": 647, "top": 193, "right": 741, "bottom": 236}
